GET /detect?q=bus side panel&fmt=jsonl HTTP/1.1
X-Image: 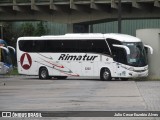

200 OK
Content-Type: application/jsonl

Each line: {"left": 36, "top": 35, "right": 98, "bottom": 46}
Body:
{"left": 56, "top": 53, "right": 100, "bottom": 77}
{"left": 70, "top": 61, "right": 82, "bottom": 76}
{"left": 37, "top": 53, "right": 61, "bottom": 76}
{"left": 17, "top": 52, "right": 38, "bottom": 75}
{"left": 59, "top": 61, "right": 71, "bottom": 76}
{"left": 28, "top": 54, "right": 38, "bottom": 75}
{"left": 58, "top": 54, "right": 82, "bottom": 77}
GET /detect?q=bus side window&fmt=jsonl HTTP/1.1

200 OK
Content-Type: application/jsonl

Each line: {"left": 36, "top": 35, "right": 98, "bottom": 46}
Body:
{"left": 34, "top": 40, "right": 46, "bottom": 52}
{"left": 79, "top": 40, "right": 92, "bottom": 53}
{"left": 46, "top": 40, "right": 62, "bottom": 52}
{"left": 62, "top": 40, "right": 78, "bottom": 53}
{"left": 19, "top": 41, "right": 25, "bottom": 52}
{"left": 91, "top": 40, "right": 110, "bottom": 55}
{"left": 19, "top": 40, "right": 33, "bottom": 52}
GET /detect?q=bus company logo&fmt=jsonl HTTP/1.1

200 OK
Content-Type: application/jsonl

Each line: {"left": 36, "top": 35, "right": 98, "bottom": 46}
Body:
{"left": 20, "top": 53, "right": 32, "bottom": 70}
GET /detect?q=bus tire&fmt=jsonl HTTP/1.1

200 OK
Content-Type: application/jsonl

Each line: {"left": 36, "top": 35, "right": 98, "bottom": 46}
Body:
{"left": 39, "top": 67, "right": 49, "bottom": 79}
{"left": 100, "top": 68, "right": 111, "bottom": 81}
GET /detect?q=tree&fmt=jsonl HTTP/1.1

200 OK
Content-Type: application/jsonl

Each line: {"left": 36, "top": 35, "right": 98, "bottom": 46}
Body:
{"left": 34, "top": 21, "right": 46, "bottom": 36}
{"left": 3, "top": 21, "right": 48, "bottom": 47}
{"left": 20, "top": 22, "right": 35, "bottom": 36}
{"left": 3, "top": 23, "right": 17, "bottom": 47}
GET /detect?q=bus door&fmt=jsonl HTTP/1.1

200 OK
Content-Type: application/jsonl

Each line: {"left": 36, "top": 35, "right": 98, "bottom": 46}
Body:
{"left": 107, "top": 38, "right": 129, "bottom": 77}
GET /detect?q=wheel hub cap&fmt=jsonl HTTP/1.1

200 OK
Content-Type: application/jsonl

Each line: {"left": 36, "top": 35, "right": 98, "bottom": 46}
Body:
{"left": 41, "top": 70, "right": 47, "bottom": 78}
{"left": 103, "top": 71, "right": 109, "bottom": 80}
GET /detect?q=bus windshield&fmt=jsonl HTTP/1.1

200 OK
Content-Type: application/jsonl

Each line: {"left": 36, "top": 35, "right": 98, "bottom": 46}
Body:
{"left": 123, "top": 42, "right": 147, "bottom": 67}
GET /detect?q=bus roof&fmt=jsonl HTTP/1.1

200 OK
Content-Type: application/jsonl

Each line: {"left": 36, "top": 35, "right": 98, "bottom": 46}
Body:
{"left": 18, "top": 34, "right": 104, "bottom": 40}
{"left": 41, "top": 33, "right": 104, "bottom": 39}
{"left": 18, "top": 33, "right": 141, "bottom": 42}
{"left": 104, "top": 33, "right": 141, "bottom": 42}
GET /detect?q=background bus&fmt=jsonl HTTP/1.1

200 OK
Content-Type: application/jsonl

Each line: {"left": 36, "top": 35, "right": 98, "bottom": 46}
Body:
{"left": 17, "top": 33, "right": 153, "bottom": 80}
{"left": 0, "top": 39, "right": 15, "bottom": 74}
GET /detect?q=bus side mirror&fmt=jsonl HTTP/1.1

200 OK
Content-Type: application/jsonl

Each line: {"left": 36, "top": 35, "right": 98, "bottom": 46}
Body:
{"left": 113, "top": 44, "right": 130, "bottom": 55}
{"left": 144, "top": 45, "right": 153, "bottom": 54}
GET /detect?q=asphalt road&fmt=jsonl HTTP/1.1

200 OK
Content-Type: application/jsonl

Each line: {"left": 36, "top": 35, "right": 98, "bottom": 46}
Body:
{"left": 0, "top": 75, "right": 160, "bottom": 120}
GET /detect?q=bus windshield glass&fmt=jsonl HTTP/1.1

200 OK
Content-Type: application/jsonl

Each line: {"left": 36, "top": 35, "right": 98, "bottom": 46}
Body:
{"left": 123, "top": 42, "right": 147, "bottom": 67}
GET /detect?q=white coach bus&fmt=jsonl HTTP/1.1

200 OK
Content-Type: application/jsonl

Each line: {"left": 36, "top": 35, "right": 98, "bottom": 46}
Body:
{"left": 17, "top": 33, "right": 153, "bottom": 80}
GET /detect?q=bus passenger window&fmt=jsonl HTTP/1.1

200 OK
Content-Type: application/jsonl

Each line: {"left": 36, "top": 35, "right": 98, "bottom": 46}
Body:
{"left": 61, "top": 40, "right": 78, "bottom": 52}
{"left": 79, "top": 40, "right": 92, "bottom": 53}
{"left": 92, "top": 40, "right": 110, "bottom": 55}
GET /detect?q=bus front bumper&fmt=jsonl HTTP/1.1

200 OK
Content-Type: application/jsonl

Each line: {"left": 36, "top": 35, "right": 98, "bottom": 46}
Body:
{"left": 128, "top": 70, "right": 148, "bottom": 78}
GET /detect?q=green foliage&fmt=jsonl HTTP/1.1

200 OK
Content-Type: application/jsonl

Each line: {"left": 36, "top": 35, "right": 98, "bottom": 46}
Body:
{"left": 20, "top": 21, "right": 47, "bottom": 36}
{"left": 2, "top": 21, "right": 48, "bottom": 67}
{"left": 3, "top": 21, "right": 48, "bottom": 48}
{"left": 34, "top": 21, "right": 46, "bottom": 36}
{"left": 3, "top": 23, "right": 17, "bottom": 47}
{"left": 4, "top": 21, "right": 47, "bottom": 39}
{"left": 20, "top": 22, "right": 35, "bottom": 36}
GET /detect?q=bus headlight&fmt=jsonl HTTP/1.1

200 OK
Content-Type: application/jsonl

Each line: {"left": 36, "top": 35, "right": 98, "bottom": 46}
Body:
{"left": 121, "top": 65, "right": 134, "bottom": 71}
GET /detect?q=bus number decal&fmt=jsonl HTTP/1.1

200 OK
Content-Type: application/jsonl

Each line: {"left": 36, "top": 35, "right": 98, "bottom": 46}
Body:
{"left": 85, "top": 67, "right": 91, "bottom": 70}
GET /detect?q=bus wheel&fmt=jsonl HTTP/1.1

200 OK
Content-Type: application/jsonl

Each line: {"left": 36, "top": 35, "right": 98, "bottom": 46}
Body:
{"left": 100, "top": 68, "right": 111, "bottom": 81}
{"left": 39, "top": 67, "right": 49, "bottom": 79}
